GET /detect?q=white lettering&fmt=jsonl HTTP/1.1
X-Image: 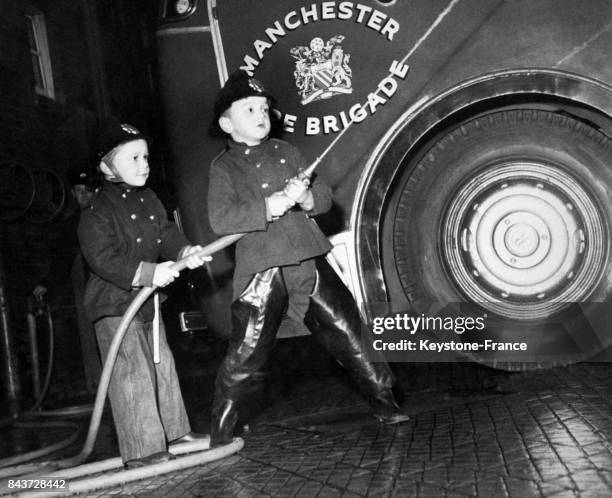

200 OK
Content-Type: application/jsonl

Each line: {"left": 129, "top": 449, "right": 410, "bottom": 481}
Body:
{"left": 378, "top": 76, "right": 398, "bottom": 98}
{"left": 284, "top": 11, "right": 300, "bottom": 30}
{"left": 300, "top": 4, "right": 318, "bottom": 24}
{"left": 253, "top": 39, "right": 273, "bottom": 60}
{"left": 239, "top": 55, "right": 259, "bottom": 76}
{"left": 484, "top": 340, "right": 528, "bottom": 351}
{"left": 337, "top": 1, "right": 354, "bottom": 20}
{"left": 366, "top": 92, "right": 387, "bottom": 113}
{"left": 323, "top": 115, "right": 340, "bottom": 134}
{"left": 367, "top": 9, "right": 386, "bottom": 31}
{"left": 354, "top": 4, "right": 372, "bottom": 23}
{"left": 349, "top": 103, "right": 367, "bottom": 123}
{"left": 321, "top": 1, "right": 336, "bottom": 20}
{"left": 242, "top": 4, "right": 401, "bottom": 70}
{"left": 339, "top": 110, "right": 351, "bottom": 128}
{"left": 389, "top": 60, "right": 410, "bottom": 79}
{"left": 283, "top": 113, "right": 297, "bottom": 133}
{"left": 305, "top": 117, "right": 321, "bottom": 135}
{"left": 381, "top": 18, "right": 400, "bottom": 41}
{"left": 265, "top": 21, "right": 285, "bottom": 43}
{"left": 372, "top": 316, "right": 384, "bottom": 334}
{"left": 373, "top": 339, "right": 417, "bottom": 351}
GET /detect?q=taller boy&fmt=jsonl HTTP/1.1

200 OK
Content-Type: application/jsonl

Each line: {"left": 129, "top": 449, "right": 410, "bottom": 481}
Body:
{"left": 207, "top": 70, "right": 408, "bottom": 447}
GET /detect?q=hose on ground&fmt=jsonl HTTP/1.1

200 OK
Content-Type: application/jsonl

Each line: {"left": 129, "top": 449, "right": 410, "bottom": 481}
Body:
{"left": 0, "top": 232, "right": 246, "bottom": 492}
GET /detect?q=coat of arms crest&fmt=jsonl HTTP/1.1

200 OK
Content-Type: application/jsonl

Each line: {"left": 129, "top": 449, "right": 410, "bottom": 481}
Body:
{"left": 290, "top": 35, "right": 353, "bottom": 105}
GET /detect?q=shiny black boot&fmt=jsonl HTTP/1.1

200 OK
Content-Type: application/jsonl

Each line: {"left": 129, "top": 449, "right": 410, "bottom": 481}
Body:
{"left": 210, "top": 268, "right": 287, "bottom": 447}
{"left": 305, "top": 258, "right": 407, "bottom": 421}
{"left": 210, "top": 397, "right": 238, "bottom": 447}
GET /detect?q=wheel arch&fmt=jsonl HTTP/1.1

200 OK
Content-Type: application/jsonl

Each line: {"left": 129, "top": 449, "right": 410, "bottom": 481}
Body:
{"left": 352, "top": 68, "right": 612, "bottom": 321}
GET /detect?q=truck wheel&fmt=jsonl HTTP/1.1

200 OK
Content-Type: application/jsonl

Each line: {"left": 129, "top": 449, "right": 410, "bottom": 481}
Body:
{"left": 392, "top": 109, "right": 612, "bottom": 369}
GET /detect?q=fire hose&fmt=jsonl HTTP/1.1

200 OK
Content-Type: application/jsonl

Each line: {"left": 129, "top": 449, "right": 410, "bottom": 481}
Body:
{"left": 0, "top": 300, "right": 90, "bottom": 472}
{"left": 0, "top": 167, "right": 317, "bottom": 498}
{"left": 0, "top": 163, "right": 330, "bottom": 498}
{"left": 0, "top": 3, "right": 463, "bottom": 490}
{"left": 0, "top": 155, "right": 374, "bottom": 495}
{"left": 0, "top": 236, "right": 246, "bottom": 496}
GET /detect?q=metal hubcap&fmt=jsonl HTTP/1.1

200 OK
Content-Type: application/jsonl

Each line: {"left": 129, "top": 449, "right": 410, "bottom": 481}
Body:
{"left": 443, "top": 162, "right": 606, "bottom": 320}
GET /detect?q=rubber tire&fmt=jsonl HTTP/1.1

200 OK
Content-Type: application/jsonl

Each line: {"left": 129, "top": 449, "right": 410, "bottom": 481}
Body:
{"left": 391, "top": 109, "right": 612, "bottom": 370}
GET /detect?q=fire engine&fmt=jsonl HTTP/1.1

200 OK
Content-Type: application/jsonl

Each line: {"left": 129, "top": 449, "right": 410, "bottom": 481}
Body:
{"left": 156, "top": 0, "right": 612, "bottom": 368}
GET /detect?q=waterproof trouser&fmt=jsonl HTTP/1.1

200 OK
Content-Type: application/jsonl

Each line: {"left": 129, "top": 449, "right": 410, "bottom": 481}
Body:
{"left": 210, "top": 257, "right": 398, "bottom": 446}
{"left": 95, "top": 317, "right": 191, "bottom": 461}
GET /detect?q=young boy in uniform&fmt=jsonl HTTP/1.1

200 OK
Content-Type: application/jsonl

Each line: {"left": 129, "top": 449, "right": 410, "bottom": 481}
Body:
{"left": 78, "top": 119, "right": 210, "bottom": 467}
{"left": 207, "top": 70, "right": 409, "bottom": 447}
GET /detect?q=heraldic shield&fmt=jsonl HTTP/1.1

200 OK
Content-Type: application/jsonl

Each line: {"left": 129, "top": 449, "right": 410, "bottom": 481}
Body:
{"left": 291, "top": 35, "right": 353, "bottom": 105}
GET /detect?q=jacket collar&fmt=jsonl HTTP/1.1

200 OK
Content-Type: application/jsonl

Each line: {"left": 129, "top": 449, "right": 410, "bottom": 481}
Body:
{"left": 103, "top": 180, "right": 143, "bottom": 194}
{"left": 226, "top": 137, "right": 271, "bottom": 152}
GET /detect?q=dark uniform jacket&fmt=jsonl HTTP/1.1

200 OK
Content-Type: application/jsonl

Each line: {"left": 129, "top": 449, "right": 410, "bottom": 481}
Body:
{"left": 208, "top": 137, "right": 333, "bottom": 299}
{"left": 79, "top": 181, "right": 189, "bottom": 322}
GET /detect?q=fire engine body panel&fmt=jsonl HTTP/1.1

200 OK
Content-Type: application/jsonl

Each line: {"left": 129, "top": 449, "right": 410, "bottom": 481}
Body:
{"left": 156, "top": 0, "right": 612, "bottom": 367}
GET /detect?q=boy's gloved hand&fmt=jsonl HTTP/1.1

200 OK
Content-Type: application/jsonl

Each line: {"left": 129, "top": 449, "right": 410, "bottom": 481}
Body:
{"left": 266, "top": 191, "right": 295, "bottom": 218}
{"left": 181, "top": 245, "right": 212, "bottom": 269}
{"left": 284, "top": 178, "right": 309, "bottom": 204}
{"left": 153, "top": 261, "right": 180, "bottom": 287}
{"left": 284, "top": 178, "right": 314, "bottom": 211}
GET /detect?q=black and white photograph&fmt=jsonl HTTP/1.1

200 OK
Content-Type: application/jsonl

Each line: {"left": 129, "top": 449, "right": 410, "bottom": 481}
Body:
{"left": 1, "top": 0, "right": 612, "bottom": 496}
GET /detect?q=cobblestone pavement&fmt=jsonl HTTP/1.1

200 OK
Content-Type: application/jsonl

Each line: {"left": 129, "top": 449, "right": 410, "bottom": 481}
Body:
{"left": 81, "top": 362, "right": 612, "bottom": 497}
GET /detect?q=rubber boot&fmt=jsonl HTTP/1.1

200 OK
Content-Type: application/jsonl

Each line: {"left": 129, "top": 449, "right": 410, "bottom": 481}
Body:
{"left": 210, "top": 268, "right": 287, "bottom": 447}
{"left": 304, "top": 258, "right": 402, "bottom": 416}
{"left": 210, "top": 398, "right": 238, "bottom": 448}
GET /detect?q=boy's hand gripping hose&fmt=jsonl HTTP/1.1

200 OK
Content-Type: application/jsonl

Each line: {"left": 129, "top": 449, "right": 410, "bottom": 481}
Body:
{"left": 0, "top": 2, "right": 463, "bottom": 483}
{"left": 0, "top": 233, "right": 246, "bottom": 480}
{"left": 64, "top": 233, "right": 246, "bottom": 467}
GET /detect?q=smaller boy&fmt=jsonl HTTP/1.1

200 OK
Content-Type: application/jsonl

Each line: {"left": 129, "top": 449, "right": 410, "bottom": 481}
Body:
{"left": 79, "top": 119, "right": 210, "bottom": 467}
{"left": 207, "top": 70, "right": 409, "bottom": 447}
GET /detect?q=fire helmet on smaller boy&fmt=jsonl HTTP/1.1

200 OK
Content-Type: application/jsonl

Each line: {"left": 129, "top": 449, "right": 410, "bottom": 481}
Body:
{"left": 97, "top": 118, "right": 150, "bottom": 159}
